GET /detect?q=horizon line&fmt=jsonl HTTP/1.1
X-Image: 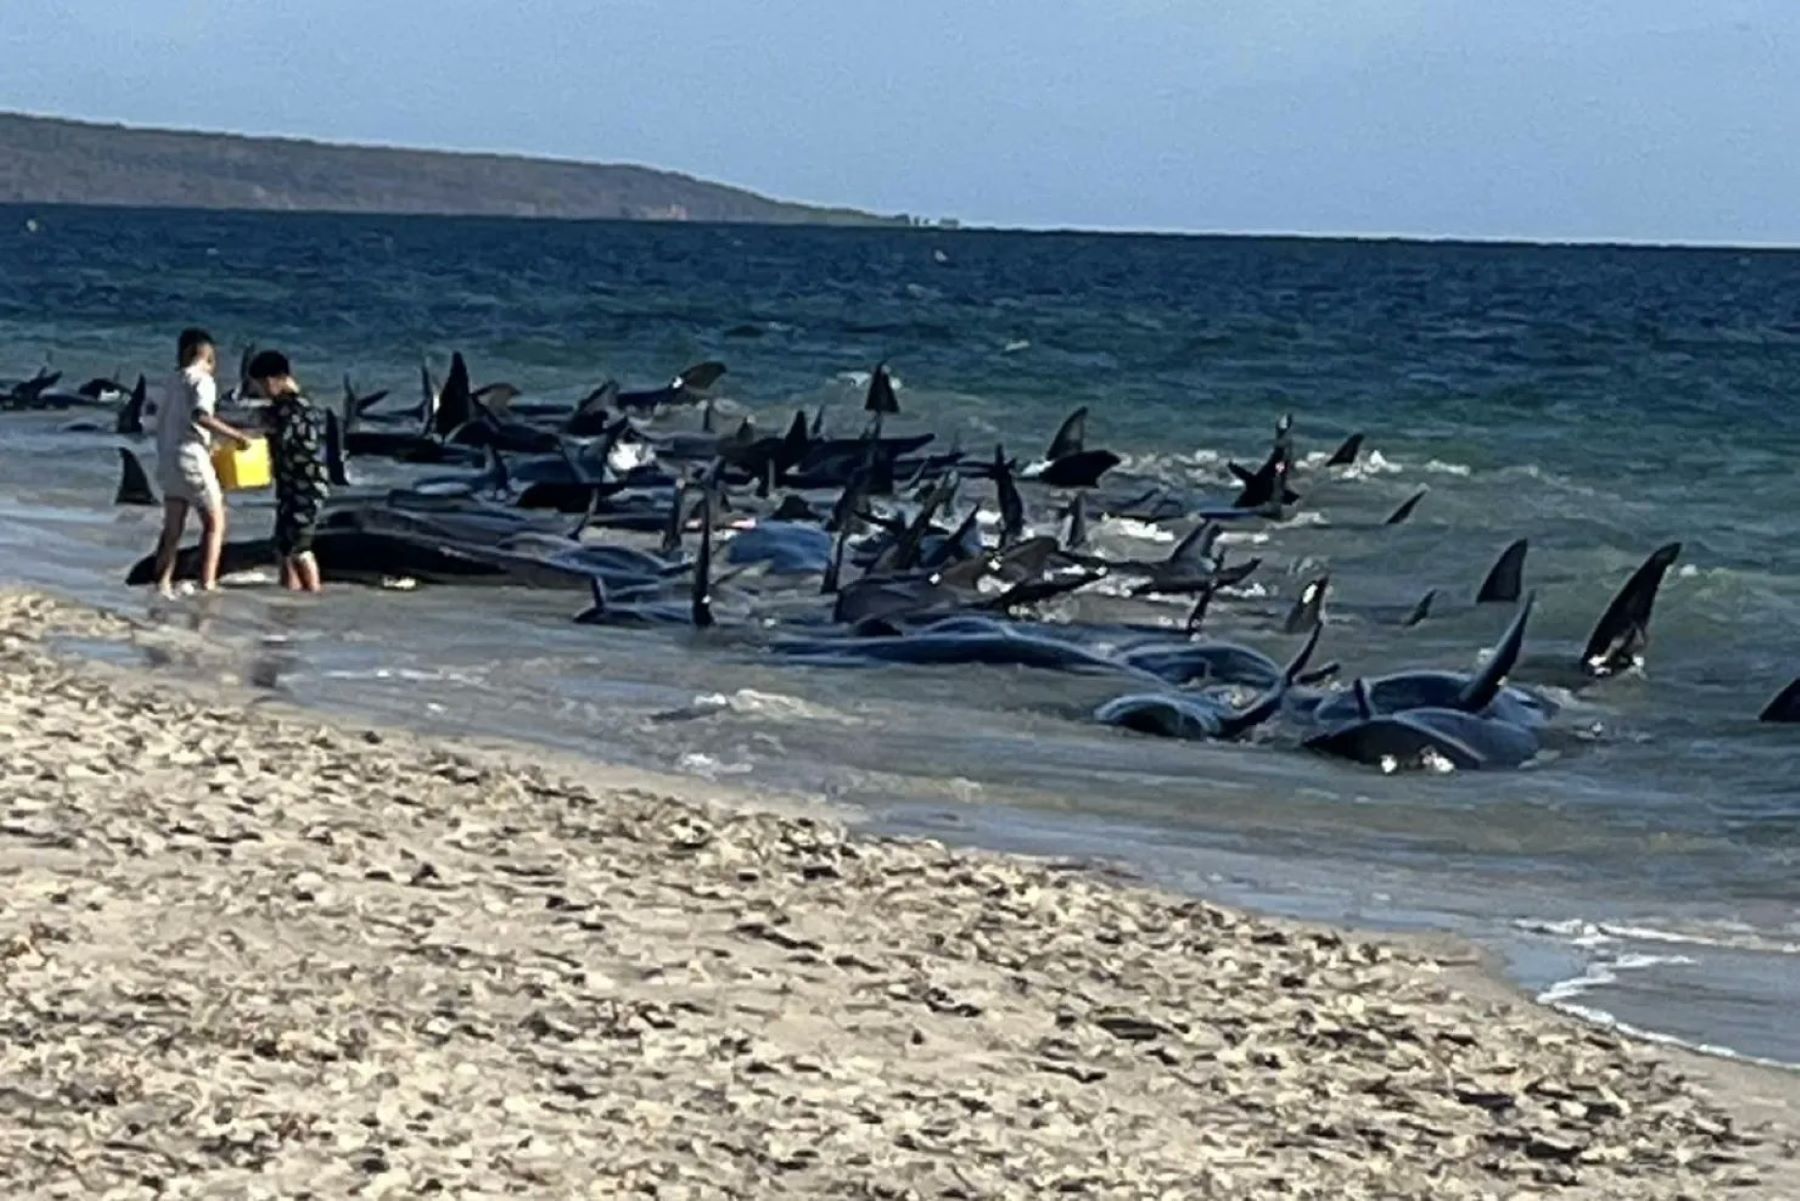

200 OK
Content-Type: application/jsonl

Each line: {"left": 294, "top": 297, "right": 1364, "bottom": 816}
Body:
{"left": 6, "top": 109, "right": 1798, "bottom": 255}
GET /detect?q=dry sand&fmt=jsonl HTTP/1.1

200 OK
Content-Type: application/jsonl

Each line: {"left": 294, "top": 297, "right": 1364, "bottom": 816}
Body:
{"left": 1, "top": 588, "right": 1797, "bottom": 1199}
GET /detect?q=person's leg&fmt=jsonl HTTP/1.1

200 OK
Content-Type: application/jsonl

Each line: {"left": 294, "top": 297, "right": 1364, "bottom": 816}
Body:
{"left": 296, "top": 551, "right": 322, "bottom": 593}
{"left": 153, "top": 498, "right": 190, "bottom": 594}
{"left": 275, "top": 500, "right": 299, "bottom": 590}
{"left": 198, "top": 500, "right": 227, "bottom": 591}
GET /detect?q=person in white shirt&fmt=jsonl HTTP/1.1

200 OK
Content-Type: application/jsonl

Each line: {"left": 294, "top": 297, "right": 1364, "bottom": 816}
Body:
{"left": 150, "top": 328, "right": 253, "bottom": 595}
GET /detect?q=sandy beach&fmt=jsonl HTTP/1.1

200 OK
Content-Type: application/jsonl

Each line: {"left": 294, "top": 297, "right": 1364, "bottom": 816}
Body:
{"left": 1, "top": 587, "right": 1796, "bottom": 1199}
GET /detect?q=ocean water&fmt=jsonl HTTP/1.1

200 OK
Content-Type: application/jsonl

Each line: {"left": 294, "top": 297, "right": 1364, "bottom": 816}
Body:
{"left": 3, "top": 205, "right": 1799, "bottom": 1065}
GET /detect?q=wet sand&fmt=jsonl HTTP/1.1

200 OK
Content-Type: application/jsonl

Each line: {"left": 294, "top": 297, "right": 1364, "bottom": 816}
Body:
{"left": 2, "top": 588, "right": 1797, "bottom": 1199}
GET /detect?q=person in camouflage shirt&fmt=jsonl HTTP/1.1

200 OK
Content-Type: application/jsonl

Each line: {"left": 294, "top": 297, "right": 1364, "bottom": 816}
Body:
{"left": 248, "top": 350, "right": 329, "bottom": 592}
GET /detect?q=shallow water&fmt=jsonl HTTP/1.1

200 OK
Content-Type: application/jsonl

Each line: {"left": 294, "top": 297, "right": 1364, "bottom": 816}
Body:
{"left": 3, "top": 206, "right": 1798, "bottom": 1064}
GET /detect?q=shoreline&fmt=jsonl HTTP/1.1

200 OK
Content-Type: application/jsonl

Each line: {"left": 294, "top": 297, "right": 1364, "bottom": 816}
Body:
{"left": 3, "top": 587, "right": 1797, "bottom": 1197}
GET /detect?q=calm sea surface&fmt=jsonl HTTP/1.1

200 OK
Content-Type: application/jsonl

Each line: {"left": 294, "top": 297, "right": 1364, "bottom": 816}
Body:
{"left": 3, "top": 206, "right": 1798, "bottom": 1063}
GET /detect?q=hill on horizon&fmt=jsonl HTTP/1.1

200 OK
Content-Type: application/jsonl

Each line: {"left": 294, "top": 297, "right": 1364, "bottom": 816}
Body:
{"left": 0, "top": 112, "right": 907, "bottom": 226}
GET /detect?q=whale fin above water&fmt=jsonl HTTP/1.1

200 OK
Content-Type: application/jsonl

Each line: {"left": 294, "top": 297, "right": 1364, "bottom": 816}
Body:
{"left": 1326, "top": 432, "right": 1364, "bottom": 467}
{"left": 783, "top": 408, "right": 810, "bottom": 464}
{"left": 1167, "top": 521, "right": 1220, "bottom": 569}
{"left": 115, "top": 375, "right": 147, "bottom": 436}
{"left": 1760, "top": 677, "right": 1800, "bottom": 723}
{"left": 659, "top": 479, "right": 687, "bottom": 556}
{"left": 434, "top": 353, "right": 473, "bottom": 437}
{"left": 1185, "top": 589, "right": 1213, "bottom": 633}
{"left": 691, "top": 482, "right": 716, "bottom": 628}
{"left": 78, "top": 373, "right": 126, "bottom": 401}
{"left": 566, "top": 381, "right": 619, "bottom": 436}
{"left": 582, "top": 575, "right": 610, "bottom": 621}
{"left": 876, "top": 473, "right": 957, "bottom": 574}
{"left": 1455, "top": 594, "right": 1534, "bottom": 713}
{"left": 472, "top": 382, "right": 521, "bottom": 411}
{"left": 1476, "top": 538, "right": 1528, "bottom": 603}
{"left": 1215, "top": 622, "right": 1325, "bottom": 740}
{"left": 115, "top": 448, "right": 157, "bottom": 506}
{"left": 1284, "top": 574, "right": 1329, "bottom": 634}
{"left": 1046, "top": 406, "right": 1088, "bottom": 461}
{"left": 1231, "top": 450, "right": 1300, "bottom": 512}
{"left": 414, "top": 361, "right": 438, "bottom": 432}
{"left": 994, "top": 444, "right": 1025, "bottom": 546}
{"left": 341, "top": 374, "right": 359, "bottom": 433}
{"left": 864, "top": 362, "right": 899, "bottom": 415}
{"left": 1384, "top": 488, "right": 1428, "bottom": 525}
{"left": 1581, "top": 542, "right": 1681, "bottom": 678}
{"left": 678, "top": 361, "right": 728, "bottom": 394}
{"left": 1064, "top": 493, "right": 1089, "bottom": 551}
{"left": 1403, "top": 589, "right": 1437, "bottom": 628}
{"left": 343, "top": 372, "right": 393, "bottom": 423}
{"left": 1097, "top": 622, "right": 1299, "bottom": 740}
{"left": 1037, "top": 449, "right": 1121, "bottom": 489}
{"left": 487, "top": 445, "right": 512, "bottom": 497}
{"left": 930, "top": 508, "right": 984, "bottom": 570}
{"left": 323, "top": 410, "right": 351, "bottom": 487}
{"left": 567, "top": 473, "right": 606, "bottom": 540}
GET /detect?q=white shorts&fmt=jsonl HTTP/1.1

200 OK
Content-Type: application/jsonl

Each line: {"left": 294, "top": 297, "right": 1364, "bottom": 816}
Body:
{"left": 158, "top": 445, "right": 223, "bottom": 513}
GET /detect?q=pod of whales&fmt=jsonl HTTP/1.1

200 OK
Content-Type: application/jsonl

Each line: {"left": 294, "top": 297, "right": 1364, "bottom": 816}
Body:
{"left": 1304, "top": 598, "right": 1546, "bottom": 771}
{"left": 5, "top": 340, "right": 1778, "bottom": 771}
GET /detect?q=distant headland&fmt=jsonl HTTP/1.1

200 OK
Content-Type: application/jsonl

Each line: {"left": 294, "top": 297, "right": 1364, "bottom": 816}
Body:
{"left": 0, "top": 111, "right": 936, "bottom": 227}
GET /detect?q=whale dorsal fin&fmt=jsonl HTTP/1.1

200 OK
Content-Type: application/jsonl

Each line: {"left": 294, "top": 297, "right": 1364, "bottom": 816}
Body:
{"left": 1403, "top": 589, "right": 1437, "bottom": 628}
{"left": 1760, "top": 677, "right": 1800, "bottom": 724}
{"left": 115, "top": 375, "right": 148, "bottom": 435}
{"left": 114, "top": 448, "right": 157, "bottom": 506}
{"left": 1046, "top": 406, "right": 1088, "bottom": 461}
{"left": 1217, "top": 622, "right": 1324, "bottom": 741}
{"left": 1283, "top": 574, "right": 1329, "bottom": 635}
{"left": 1385, "top": 488, "right": 1428, "bottom": 526}
{"left": 1581, "top": 543, "right": 1681, "bottom": 678}
{"left": 994, "top": 445, "right": 1025, "bottom": 547}
{"left": 1326, "top": 432, "right": 1364, "bottom": 467}
{"left": 691, "top": 482, "right": 716, "bottom": 629}
{"left": 1167, "top": 521, "right": 1220, "bottom": 568}
{"left": 864, "top": 362, "right": 899, "bottom": 415}
{"left": 1476, "top": 538, "right": 1529, "bottom": 604}
{"left": 1064, "top": 493, "right": 1090, "bottom": 551}
{"left": 323, "top": 410, "right": 351, "bottom": 487}
{"left": 1456, "top": 593, "right": 1535, "bottom": 713}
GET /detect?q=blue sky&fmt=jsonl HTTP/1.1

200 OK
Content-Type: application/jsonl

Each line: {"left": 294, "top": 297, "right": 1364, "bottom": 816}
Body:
{"left": 2, "top": 0, "right": 1793, "bottom": 243}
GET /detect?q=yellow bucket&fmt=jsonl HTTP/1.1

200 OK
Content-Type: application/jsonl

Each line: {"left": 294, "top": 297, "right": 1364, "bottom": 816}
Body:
{"left": 212, "top": 436, "right": 272, "bottom": 491}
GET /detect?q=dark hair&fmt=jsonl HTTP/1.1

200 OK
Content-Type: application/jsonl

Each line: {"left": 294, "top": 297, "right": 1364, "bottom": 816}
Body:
{"left": 177, "top": 327, "right": 214, "bottom": 367}
{"left": 247, "top": 350, "right": 292, "bottom": 380}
